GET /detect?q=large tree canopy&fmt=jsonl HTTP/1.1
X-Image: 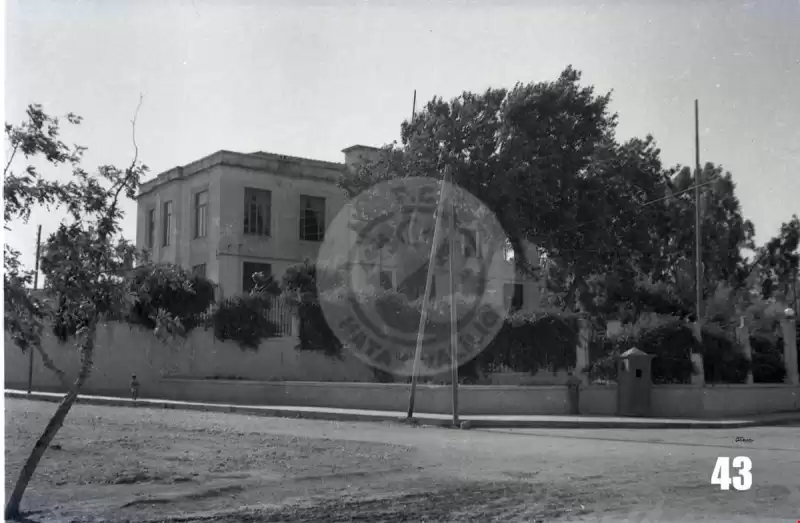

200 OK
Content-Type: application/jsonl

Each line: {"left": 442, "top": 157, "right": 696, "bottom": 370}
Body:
{"left": 340, "top": 67, "right": 756, "bottom": 319}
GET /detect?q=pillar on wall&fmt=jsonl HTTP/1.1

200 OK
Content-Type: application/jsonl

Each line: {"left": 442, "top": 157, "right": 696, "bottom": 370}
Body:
{"left": 575, "top": 317, "right": 592, "bottom": 385}
{"left": 735, "top": 316, "right": 754, "bottom": 385}
{"left": 691, "top": 321, "right": 705, "bottom": 387}
{"left": 781, "top": 317, "right": 798, "bottom": 385}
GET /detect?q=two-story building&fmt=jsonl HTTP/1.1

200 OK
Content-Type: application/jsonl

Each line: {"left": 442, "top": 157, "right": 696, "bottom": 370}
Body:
{"left": 135, "top": 145, "right": 543, "bottom": 309}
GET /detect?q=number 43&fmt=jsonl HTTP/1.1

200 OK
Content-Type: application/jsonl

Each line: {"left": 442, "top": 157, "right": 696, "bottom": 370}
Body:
{"left": 711, "top": 456, "right": 752, "bottom": 491}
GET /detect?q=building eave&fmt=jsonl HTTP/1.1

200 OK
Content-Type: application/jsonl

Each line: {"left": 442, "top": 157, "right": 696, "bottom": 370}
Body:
{"left": 137, "top": 150, "right": 346, "bottom": 199}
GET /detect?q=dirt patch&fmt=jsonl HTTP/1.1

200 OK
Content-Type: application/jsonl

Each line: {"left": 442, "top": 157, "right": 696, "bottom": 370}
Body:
{"left": 6, "top": 399, "right": 800, "bottom": 522}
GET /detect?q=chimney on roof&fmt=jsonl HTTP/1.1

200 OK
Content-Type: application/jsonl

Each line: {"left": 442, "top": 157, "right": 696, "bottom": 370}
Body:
{"left": 342, "top": 145, "right": 382, "bottom": 170}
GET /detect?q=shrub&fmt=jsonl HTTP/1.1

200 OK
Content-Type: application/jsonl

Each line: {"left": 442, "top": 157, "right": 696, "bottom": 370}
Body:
{"left": 52, "top": 263, "right": 216, "bottom": 342}
{"left": 698, "top": 325, "right": 750, "bottom": 384}
{"left": 627, "top": 321, "right": 697, "bottom": 384}
{"left": 283, "top": 261, "right": 344, "bottom": 358}
{"left": 127, "top": 264, "right": 216, "bottom": 334}
{"left": 477, "top": 312, "right": 579, "bottom": 374}
{"left": 586, "top": 320, "right": 751, "bottom": 384}
{"left": 212, "top": 295, "right": 279, "bottom": 350}
{"left": 750, "top": 332, "right": 786, "bottom": 383}
{"left": 296, "top": 301, "right": 342, "bottom": 357}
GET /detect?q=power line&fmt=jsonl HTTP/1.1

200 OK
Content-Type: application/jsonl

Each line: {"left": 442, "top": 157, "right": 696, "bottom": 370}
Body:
{"left": 539, "top": 178, "right": 718, "bottom": 240}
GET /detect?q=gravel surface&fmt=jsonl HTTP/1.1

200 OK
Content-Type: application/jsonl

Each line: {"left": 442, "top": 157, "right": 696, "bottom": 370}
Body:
{"left": 5, "top": 398, "right": 800, "bottom": 522}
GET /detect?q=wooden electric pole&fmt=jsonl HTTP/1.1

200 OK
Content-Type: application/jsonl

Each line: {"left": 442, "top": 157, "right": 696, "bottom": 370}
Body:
{"left": 27, "top": 224, "right": 42, "bottom": 394}
{"left": 448, "top": 173, "right": 459, "bottom": 426}
{"left": 694, "top": 100, "right": 703, "bottom": 339}
{"left": 406, "top": 166, "right": 449, "bottom": 420}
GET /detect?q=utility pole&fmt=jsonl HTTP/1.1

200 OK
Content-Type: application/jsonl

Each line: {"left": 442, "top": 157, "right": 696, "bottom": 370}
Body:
{"left": 406, "top": 166, "right": 449, "bottom": 420}
{"left": 447, "top": 170, "right": 459, "bottom": 426}
{"left": 694, "top": 100, "right": 703, "bottom": 339}
{"left": 27, "top": 225, "right": 42, "bottom": 394}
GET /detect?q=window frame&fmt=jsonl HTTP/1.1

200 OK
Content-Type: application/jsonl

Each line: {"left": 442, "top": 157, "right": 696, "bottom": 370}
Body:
{"left": 194, "top": 190, "right": 208, "bottom": 239}
{"left": 243, "top": 188, "right": 272, "bottom": 237}
{"left": 192, "top": 263, "right": 207, "bottom": 277}
{"left": 162, "top": 201, "right": 173, "bottom": 247}
{"left": 299, "top": 194, "right": 326, "bottom": 242}
{"left": 146, "top": 208, "right": 156, "bottom": 249}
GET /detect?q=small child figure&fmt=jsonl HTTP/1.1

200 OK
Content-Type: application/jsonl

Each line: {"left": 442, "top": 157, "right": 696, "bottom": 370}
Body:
{"left": 130, "top": 374, "right": 140, "bottom": 401}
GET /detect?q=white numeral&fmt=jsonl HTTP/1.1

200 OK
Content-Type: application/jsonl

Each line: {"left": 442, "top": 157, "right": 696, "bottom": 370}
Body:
{"left": 711, "top": 456, "right": 752, "bottom": 491}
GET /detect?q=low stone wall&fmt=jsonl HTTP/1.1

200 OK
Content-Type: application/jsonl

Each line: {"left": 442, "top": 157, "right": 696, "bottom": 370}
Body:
{"left": 4, "top": 323, "right": 375, "bottom": 395}
{"left": 650, "top": 384, "right": 800, "bottom": 418}
{"left": 700, "top": 384, "right": 800, "bottom": 417}
{"left": 156, "top": 378, "right": 571, "bottom": 416}
{"left": 8, "top": 376, "right": 799, "bottom": 418}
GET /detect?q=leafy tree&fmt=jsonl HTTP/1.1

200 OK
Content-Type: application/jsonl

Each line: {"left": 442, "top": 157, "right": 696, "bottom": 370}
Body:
{"left": 3, "top": 102, "right": 214, "bottom": 520}
{"left": 340, "top": 67, "right": 662, "bottom": 313}
{"left": 340, "top": 69, "right": 757, "bottom": 321}
{"left": 756, "top": 215, "right": 799, "bottom": 307}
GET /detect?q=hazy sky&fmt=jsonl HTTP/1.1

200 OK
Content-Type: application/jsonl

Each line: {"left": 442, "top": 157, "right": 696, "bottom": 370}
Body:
{"left": 4, "top": 0, "right": 799, "bottom": 273}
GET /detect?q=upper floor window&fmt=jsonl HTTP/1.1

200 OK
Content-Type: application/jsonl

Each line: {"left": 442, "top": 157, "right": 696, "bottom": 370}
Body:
{"left": 244, "top": 188, "right": 271, "bottom": 237}
{"left": 146, "top": 208, "right": 156, "bottom": 249}
{"left": 194, "top": 190, "right": 208, "bottom": 238}
{"left": 300, "top": 195, "right": 325, "bottom": 242}
{"left": 162, "top": 201, "right": 173, "bottom": 246}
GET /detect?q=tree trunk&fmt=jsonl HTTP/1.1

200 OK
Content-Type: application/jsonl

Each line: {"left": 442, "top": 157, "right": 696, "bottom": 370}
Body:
{"left": 34, "top": 341, "right": 69, "bottom": 388}
{"left": 5, "top": 321, "right": 96, "bottom": 521}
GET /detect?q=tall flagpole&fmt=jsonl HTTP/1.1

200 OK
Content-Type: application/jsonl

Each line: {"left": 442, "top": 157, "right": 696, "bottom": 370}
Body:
{"left": 406, "top": 165, "right": 449, "bottom": 420}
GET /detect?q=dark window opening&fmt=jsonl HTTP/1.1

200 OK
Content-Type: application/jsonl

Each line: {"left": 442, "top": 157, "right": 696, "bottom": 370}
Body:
{"left": 300, "top": 195, "right": 326, "bottom": 241}
{"left": 244, "top": 188, "right": 271, "bottom": 237}
{"left": 504, "top": 282, "right": 524, "bottom": 311}
{"left": 242, "top": 262, "right": 272, "bottom": 294}
{"left": 146, "top": 208, "right": 156, "bottom": 248}
{"left": 195, "top": 190, "right": 208, "bottom": 238}
{"left": 162, "top": 201, "right": 173, "bottom": 246}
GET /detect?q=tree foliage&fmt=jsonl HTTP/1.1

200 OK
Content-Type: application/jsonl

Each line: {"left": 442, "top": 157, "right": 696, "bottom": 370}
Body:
{"left": 3, "top": 102, "right": 215, "bottom": 520}
{"left": 338, "top": 67, "right": 759, "bottom": 324}
{"left": 756, "top": 215, "right": 800, "bottom": 304}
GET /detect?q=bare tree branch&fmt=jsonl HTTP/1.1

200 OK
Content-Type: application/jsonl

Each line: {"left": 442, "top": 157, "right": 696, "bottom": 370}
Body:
{"left": 108, "top": 93, "right": 144, "bottom": 209}
{"left": 4, "top": 143, "right": 20, "bottom": 177}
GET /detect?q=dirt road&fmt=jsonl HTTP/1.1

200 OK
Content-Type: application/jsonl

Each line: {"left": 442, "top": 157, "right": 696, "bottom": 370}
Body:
{"left": 5, "top": 398, "right": 799, "bottom": 521}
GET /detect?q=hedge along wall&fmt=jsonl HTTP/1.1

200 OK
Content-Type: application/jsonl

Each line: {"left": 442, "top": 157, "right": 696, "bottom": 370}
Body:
{"left": 309, "top": 287, "right": 581, "bottom": 382}
{"left": 750, "top": 333, "right": 786, "bottom": 383}
{"left": 587, "top": 320, "right": 752, "bottom": 384}
{"left": 475, "top": 311, "right": 579, "bottom": 375}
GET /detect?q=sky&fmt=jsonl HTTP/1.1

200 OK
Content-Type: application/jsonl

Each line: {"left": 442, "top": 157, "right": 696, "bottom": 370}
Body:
{"left": 4, "top": 0, "right": 799, "bottom": 275}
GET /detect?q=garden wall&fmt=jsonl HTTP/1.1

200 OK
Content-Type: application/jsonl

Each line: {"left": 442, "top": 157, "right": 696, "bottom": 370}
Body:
{"left": 155, "top": 379, "right": 572, "bottom": 416}
{"left": 6, "top": 322, "right": 799, "bottom": 419}
{"left": 4, "top": 322, "right": 376, "bottom": 395}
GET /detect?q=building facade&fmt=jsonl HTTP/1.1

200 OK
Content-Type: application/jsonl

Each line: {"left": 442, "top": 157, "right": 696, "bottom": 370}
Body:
{"left": 135, "top": 145, "right": 542, "bottom": 310}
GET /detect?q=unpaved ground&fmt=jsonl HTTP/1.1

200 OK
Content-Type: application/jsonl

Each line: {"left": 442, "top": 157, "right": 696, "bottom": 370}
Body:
{"left": 5, "top": 398, "right": 800, "bottom": 522}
